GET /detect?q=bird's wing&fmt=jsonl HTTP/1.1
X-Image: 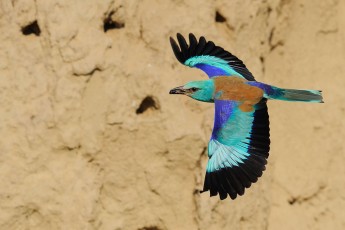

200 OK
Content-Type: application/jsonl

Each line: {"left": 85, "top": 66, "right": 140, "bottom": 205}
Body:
{"left": 170, "top": 33, "right": 255, "bottom": 80}
{"left": 201, "top": 99, "right": 270, "bottom": 200}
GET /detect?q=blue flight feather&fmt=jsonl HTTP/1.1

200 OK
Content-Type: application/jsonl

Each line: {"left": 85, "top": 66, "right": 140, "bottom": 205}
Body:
{"left": 186, "top": 56, "right": 245, "bottom": 78}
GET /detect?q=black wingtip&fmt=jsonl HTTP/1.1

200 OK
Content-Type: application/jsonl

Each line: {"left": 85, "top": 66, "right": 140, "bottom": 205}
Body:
{"left": 169, "top": 33, "right": 256, "bottom": 81}
{"left": 201, "top": 162, "right": 268, "bottom": 200}
{"left": 189, "top": 33, "right": 196, "bottom": 40}
{"left": 170, "top": 36, "right": 184, "bottom": 63}
{"left": 195, "top": 36, "right": 206, "bottom": 56}
{"left": 176, "top": 33, "right": 189, "bottom": 59}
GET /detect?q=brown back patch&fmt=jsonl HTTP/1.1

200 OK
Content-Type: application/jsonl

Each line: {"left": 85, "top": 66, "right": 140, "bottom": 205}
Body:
{"left": 214, "top": 76, "right": 264, "bottom": 112}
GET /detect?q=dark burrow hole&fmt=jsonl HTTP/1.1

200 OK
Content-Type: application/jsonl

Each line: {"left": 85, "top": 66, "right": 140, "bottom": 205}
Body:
{"left": 215, "top": 11, "right": 226, "bottom": 23}
{"left": 21, "top": 20, "right": 41, "bottom": 36}
{"left": 103, "top": 11, "right": 125, "bottom": 32}
{"left": 136, "top": 96, "right": 160, "bottom": 114}
{"left": 288, "top": 197, "right": 297, "bottom": 205}
{"left": 138, "top": 227, "right": 161, "bottom": 230}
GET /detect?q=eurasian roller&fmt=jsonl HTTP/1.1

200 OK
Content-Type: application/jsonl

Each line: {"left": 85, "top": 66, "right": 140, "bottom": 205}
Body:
{"left": 169, "top": 33, "right": 323, "bottom": 200}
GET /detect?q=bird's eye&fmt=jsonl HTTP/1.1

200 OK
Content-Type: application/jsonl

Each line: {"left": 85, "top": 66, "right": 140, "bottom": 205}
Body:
{"left": 191, "top": 87, "right": 198, "bottom": 92}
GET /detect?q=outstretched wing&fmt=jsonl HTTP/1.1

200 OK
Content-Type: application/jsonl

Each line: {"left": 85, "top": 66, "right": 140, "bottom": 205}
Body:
{"left": 201, "top": 99, "right": 270, "bottom": 200}
{"left": 170, "top": 33, "right": 255, "bottom": 81}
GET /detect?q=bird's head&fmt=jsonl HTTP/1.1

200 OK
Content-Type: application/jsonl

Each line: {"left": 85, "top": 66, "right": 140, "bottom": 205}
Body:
{"left": 169, "top": 80, "right": 215, "bottom": 102}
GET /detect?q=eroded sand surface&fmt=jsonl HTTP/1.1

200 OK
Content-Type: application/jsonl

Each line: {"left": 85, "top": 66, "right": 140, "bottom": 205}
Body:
{"left": 0, "top": 1, "right": 344, "bottom": 229}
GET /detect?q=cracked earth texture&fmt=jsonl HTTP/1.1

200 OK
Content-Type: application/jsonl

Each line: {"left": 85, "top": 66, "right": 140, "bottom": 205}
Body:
{"left": 0, "top": 0, "right": 344, "bottom": 229}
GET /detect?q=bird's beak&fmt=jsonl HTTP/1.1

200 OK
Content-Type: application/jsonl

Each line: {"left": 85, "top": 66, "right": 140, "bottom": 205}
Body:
{"left": 169, "top": 86, "right": 186, "bottom": 95}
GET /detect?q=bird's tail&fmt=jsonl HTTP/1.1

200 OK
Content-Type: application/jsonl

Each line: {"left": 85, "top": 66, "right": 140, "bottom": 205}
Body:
{"left": 246, "top": 82, "right": 324, "bottom": 103}
{"left": 267, "top": 87, "right": 323, "bottom": 103}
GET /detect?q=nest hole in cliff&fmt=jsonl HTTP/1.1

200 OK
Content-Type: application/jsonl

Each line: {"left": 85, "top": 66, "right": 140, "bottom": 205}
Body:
{"left": 136, "top": 96, "right": 160, "bottom": 114}
{"left": 215, "top": 11, "right": 226, "bottom": 23}
{"left": 21, "top": 20, "right": 41, "bottom": 36}
{"left": 288, "top": 197, "right": 297, "bottom": 205}
{"left": 138, "top": 226, "right": 161, "bottom": 230}
{"left": 103, "top": 11, "right": 125, "bottom": 32}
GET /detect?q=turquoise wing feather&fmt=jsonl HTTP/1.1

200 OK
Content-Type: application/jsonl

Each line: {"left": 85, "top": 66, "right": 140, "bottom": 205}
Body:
{"left": 170, "top": 33, "right": 255, "bottom": 80}
{"left": 201, "top": 99, "right": 270, "bottom": 200}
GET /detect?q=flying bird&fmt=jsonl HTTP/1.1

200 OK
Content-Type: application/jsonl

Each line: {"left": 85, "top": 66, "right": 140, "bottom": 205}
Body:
{"left": 169, "top": 33, "right": 323, "bottom": 200}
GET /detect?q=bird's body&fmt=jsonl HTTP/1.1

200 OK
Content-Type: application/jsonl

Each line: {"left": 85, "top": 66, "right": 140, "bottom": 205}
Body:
{"left": 169, "top": 33, "right": 323, "bottom": 200}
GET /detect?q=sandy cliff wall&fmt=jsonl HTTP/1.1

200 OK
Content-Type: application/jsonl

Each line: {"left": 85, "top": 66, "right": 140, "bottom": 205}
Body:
{"left": 0, "top": 0, "right": 344, "bottom": 229}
